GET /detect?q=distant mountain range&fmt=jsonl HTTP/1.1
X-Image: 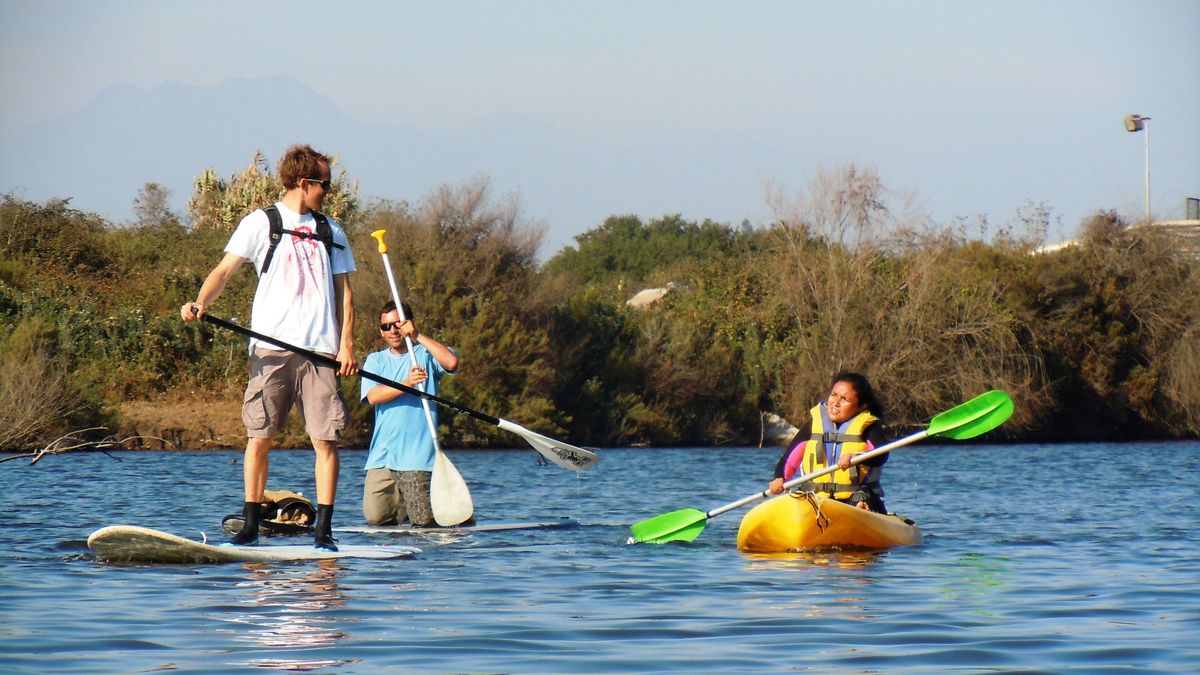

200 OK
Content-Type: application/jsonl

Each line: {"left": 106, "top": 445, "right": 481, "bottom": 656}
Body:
{"left": 1, "top": 75, "right": 798, "bottom": 257}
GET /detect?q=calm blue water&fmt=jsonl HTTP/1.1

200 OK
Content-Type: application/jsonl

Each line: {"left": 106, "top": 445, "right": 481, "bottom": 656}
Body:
{"left": 2, "top": 442, "right": 1198, "bottom": 673}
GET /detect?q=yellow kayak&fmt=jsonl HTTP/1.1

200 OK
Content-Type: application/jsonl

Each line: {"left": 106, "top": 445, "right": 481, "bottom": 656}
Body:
{"left": 736, "top": 491, "right": 922, "bottom": 553}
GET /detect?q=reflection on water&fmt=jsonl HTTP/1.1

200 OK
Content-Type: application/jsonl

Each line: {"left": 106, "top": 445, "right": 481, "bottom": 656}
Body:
{"left": 741, "top": 549, "right": 883, "bottom": 569}
{"left": 225, "top": 559, "right": 354, "bottom": 671}
{"left": 932, "top": 551, "right": 1015, "bottom": 613}
{"left": 244, "top": 658, "right": 353, "bottom": 672}
{"left": 738, "top": 550, "right": 885, "bottom": 621}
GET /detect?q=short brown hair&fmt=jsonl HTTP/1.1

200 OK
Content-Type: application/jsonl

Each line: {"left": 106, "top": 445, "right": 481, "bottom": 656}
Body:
{"left": 278, "top": 144, "right": 330, "bottom": 189}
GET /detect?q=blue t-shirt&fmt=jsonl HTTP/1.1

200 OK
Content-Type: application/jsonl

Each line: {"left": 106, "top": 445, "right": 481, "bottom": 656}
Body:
{"left": 361, "top": 345, "right": 455, "bottom": 471}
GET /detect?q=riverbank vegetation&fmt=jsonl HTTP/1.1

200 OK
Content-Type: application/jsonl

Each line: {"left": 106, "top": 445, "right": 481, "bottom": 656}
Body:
{"left": 2, "top": 161, "right": 1197, "bottom": 450}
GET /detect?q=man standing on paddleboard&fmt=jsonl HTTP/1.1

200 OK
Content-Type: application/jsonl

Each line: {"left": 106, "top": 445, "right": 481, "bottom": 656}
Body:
{"left": 361, "top": 300, "right": 458, "bottom": 527}
{"left": 181, "top": 144, "right": 358, "bottom": 552}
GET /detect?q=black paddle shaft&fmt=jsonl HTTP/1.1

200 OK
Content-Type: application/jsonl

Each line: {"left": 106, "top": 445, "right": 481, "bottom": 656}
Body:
{"left": 201, "top": 313, "right": 501, "bottom": 426}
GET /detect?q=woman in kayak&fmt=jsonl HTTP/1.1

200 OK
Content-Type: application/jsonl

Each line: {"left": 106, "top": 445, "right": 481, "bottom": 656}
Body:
{"left": 767, "top": 372, "right": 889, "bottom": 512}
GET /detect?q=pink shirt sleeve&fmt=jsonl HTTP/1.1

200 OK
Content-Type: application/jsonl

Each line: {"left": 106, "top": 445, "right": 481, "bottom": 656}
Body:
{"left": 782, "top": 443, "right": 805, "bottom": 481}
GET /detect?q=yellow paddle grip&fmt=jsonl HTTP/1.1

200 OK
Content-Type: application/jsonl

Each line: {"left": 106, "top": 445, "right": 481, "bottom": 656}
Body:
{"left": 370, "top": 229, "right": 388, "bottom": 254}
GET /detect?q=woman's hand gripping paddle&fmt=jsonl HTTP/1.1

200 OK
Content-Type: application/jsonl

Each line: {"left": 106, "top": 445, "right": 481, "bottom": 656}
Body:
{"left": 626, "top": 389, "right": 1014, "bottom": 544}
{"left": 370, "top": 229, "right": 472, "bottom": 526}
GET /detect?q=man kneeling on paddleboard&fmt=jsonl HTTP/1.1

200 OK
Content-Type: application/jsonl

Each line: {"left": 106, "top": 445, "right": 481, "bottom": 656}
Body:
{"left": 361, "top": 300, "right": 459, "bottom": 527}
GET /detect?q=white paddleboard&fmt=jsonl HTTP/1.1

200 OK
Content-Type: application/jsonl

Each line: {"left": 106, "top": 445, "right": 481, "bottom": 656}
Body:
{"left": 88, "top": 525, "right": 420, "bottom": 564}
{"left": 338, "top": 518, "right": 577, "bottom": 535}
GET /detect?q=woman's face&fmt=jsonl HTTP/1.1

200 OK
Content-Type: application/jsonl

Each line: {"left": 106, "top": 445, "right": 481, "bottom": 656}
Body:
{"left": 826, "top": 381, "right": 864, "bottom": 424}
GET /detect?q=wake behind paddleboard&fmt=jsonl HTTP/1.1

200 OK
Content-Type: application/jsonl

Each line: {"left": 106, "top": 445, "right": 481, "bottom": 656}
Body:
{"left": 88, "top": 525, "right": 420, "bottom": 564}
{"left": 222, "top": 516, "right": 577, "bottom": 536}
{"left": 339, "top": 518, "right": 578, "bottom": 535}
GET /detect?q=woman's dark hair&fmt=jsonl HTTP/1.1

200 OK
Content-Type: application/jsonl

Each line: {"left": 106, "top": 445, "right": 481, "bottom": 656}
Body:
{"left": 831, "top": 371, "right": 885, "bottom": 420}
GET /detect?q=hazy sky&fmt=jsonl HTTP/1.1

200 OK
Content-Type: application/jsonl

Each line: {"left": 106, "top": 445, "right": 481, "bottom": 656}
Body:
{"left": 2, "top": 0, "right": 1198, "bottom": 249}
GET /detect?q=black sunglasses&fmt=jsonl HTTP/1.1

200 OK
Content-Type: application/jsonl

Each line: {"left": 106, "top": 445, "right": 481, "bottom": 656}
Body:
{"left": 303, "top": 177, "right": 332, "bottom": 190}
{"left": 379, "top": 321, "right": 404, "bottom": 331}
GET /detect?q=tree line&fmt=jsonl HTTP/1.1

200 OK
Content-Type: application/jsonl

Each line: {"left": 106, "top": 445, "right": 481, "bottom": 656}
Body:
{"left": 2, "top": 160, "right": 1197, "bottom": 451}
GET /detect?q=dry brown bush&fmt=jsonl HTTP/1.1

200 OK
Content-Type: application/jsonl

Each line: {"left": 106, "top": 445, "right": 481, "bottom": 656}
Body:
{"left": 1058, "top": 215, "right": 1200, "bottom": 434}
{"left": 350, "top": 177, "right": 559, "bottom": 445}
{"left": 1164, "top": 327, "right": 1200, "bottom": 431}
{"left": 0, "top": 335, "right": 83, "bottom": 451}
{"left": 766, "top": 164, "right": 1044, "bottom": 431}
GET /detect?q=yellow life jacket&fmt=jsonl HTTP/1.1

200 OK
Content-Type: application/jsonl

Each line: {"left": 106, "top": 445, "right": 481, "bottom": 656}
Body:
{"left": 800, "top": 404, "right": 878, "bottom": 500}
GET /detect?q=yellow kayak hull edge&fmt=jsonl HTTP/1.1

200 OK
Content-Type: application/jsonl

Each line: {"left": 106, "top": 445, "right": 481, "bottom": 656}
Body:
{"left": 736, "top": 492, "right": 922, "bottom": 553}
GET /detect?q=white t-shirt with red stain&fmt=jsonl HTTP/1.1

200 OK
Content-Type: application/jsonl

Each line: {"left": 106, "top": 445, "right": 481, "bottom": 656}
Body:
{"left": 225, "top": 201, "right": 356, "bottom": 355}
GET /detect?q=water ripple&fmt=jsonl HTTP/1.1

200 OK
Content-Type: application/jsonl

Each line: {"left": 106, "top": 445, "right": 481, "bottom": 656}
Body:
{"left": 2, "top": 443, "right": 1199, "bottom": 672}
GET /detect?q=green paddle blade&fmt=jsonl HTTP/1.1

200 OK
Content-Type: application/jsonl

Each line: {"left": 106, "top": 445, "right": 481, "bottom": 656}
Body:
{"left": 627, "top": 508, "right": 707, "bottom": 544}
{"left": 927, "top": 389, "right": 1014, "bottom": 440}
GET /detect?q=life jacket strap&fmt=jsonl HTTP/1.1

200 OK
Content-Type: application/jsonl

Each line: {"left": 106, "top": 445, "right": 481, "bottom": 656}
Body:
{"left": 799, "top": 478, "right": 880, "bottom": 493}
{"left": 809, "top": 431, "right": 865, "bottom": 444}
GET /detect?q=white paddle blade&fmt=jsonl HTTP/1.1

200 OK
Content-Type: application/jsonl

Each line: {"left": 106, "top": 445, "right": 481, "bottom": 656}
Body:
{"left": 430, "top": 450, "right": 474, "bottom": 526}
{"left": 496, "top": 419, "right": 598, "bottom": 471}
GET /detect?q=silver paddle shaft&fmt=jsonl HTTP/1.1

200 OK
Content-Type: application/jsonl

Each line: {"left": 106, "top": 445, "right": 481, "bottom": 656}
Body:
{"left": 706, "top": 429, "right": 930, "bottom": 518}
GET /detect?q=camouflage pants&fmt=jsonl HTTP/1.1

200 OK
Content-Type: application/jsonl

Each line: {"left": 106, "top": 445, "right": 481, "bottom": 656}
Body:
{"left": 363, "top": 468, "right": 433, "bottom": 526}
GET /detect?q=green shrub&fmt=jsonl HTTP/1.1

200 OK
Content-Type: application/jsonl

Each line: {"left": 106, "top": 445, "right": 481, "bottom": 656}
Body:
{"left": 0, "top": 196, "right": 113, "bottom": 274}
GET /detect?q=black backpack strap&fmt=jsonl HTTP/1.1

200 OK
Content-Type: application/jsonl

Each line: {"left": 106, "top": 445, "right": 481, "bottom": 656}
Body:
{"left": 309, "top": 211, "right": 344, "bottom": 253}
{"left": 259, "top": 205, "right": 343, "bottom": 275}
{"left": 260, "top": 205, "right": 284, "bottom": 275}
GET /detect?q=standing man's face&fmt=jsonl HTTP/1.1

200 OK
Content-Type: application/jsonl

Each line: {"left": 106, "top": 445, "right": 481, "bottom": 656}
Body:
{"left": 300, "top": 161, "right": 331, "bottom": 211}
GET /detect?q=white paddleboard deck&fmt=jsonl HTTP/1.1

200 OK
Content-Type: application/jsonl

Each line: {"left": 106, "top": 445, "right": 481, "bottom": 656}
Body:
{"left": 339, "top": 518, "right": 577, "bottom": 535}
{"left": 88, "top": 525, "right": 420, "bottom": 564}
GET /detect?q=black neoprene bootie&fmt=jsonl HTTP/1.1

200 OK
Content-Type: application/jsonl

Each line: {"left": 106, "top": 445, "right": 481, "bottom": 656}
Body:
{"left": 313, "top": 504, "right": 338, "bottom": 552}
{"left": 227, "top": 501, "right": 260, "bottom": 546}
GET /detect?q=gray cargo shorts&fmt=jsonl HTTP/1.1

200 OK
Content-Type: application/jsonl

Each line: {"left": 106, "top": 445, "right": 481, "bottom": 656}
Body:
{"left": 242, "top": 346, "right": 347, "bottom": 441}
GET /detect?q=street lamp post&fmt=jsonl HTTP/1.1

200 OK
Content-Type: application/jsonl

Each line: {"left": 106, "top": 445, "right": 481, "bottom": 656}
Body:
{"left": 1124, "top": 114, "right": 1151, "bottom": 222}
